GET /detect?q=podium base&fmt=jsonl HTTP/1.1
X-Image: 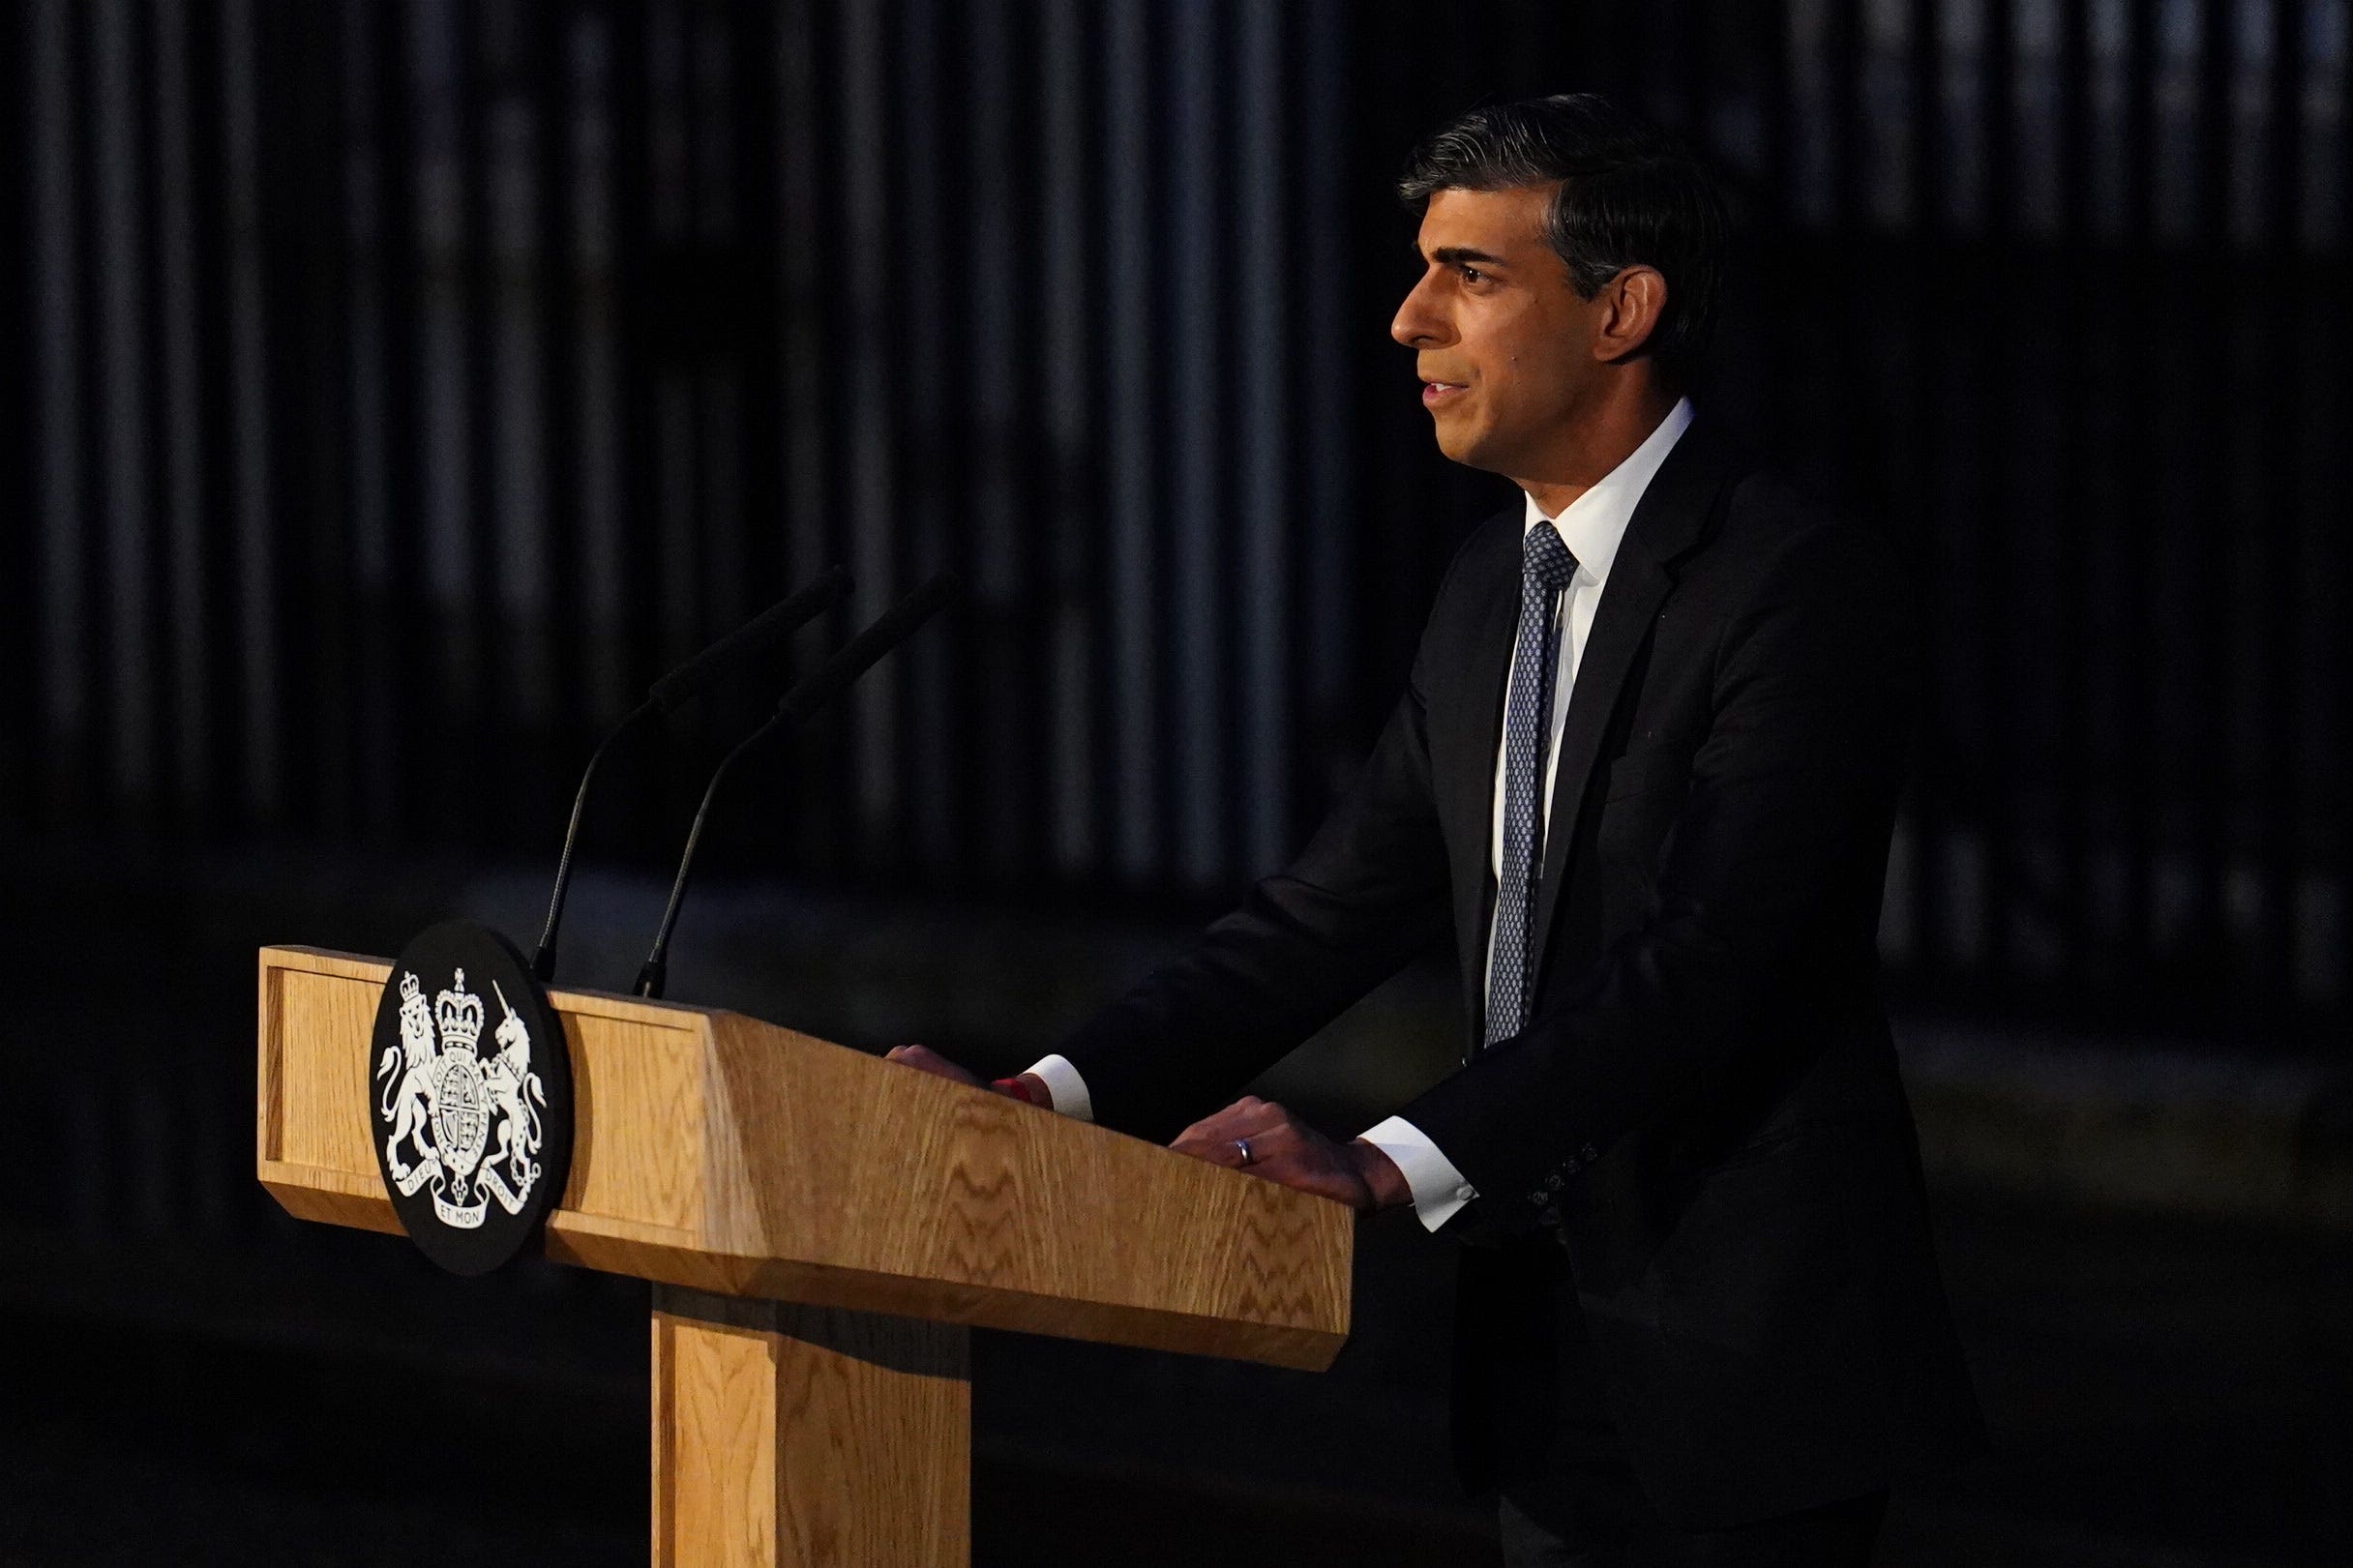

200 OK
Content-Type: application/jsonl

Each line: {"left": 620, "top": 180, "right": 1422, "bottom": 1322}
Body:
{"left": 652, "top": 1285, "right": 970, "bottom": 1567}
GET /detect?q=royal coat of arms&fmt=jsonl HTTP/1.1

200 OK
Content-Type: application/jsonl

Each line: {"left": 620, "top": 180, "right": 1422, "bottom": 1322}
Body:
{"left": 370, "top": 920, "right": 573, "bottom": 1274}
{"left": 377, "top": 965, "right": 548, "bottom": 1229}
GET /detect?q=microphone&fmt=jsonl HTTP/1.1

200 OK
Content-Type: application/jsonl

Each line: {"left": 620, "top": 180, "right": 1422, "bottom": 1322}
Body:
{"left": 529, "top": 566, "right": 852, "bottom": 982}
{"left": 632, "top": 571, "right": 958, "bottom": 999}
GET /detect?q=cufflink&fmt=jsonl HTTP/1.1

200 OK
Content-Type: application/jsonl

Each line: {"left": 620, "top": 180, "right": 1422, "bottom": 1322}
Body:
{"left": 1454, "top": 1184, "right": 1475, "bottom": 1203}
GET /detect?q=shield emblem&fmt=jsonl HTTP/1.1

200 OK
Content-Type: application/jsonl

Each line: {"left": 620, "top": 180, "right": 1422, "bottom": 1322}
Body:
{"left": 431, "top": 1051, "right": 490, "bottom": 1186}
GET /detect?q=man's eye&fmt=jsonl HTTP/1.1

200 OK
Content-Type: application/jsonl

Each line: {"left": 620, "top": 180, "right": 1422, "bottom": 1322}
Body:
{"left": 1458, "top": 265, "right": 1484, "bottom": 284}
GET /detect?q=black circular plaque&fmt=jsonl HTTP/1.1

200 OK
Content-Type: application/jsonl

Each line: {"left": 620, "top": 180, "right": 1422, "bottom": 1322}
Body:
{"left": 368, "top": 920, "right": 574, "bottom": 1276}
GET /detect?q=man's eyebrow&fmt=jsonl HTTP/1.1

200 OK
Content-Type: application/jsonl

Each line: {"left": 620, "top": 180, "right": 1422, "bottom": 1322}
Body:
{"left": 1419, "top": 244, "right": 1508, "bottom": 268}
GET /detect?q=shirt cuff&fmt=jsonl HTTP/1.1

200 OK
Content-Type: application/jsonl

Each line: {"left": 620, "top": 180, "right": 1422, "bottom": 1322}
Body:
{"left": 1357, "top": 1115, "right": 1476, "bottom": 1232}
{"left": 1021, "top": 1054, "right": 1094, "bottom": 1123}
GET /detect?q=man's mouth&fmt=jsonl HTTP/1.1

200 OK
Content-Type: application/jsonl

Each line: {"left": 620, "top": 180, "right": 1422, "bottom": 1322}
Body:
{"left": 1421, "top": 379, "right": 1468, "bottom": 408}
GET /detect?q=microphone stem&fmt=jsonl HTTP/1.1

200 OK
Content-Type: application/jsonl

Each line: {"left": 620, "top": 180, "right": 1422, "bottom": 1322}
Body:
{"left": 533, "top": 696, "right": 656, "bottom": 981}
{"left": 634, "top": 714, "right": 783, "bottom": 999}
{"left": 632, "top": 572, "right": 954, "bottom": 1000}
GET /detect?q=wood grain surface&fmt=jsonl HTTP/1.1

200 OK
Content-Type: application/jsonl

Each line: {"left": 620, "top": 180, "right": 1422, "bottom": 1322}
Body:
{"left": 652, "top": 1286, "right": 969, "bottom": 1568}
{"left": 256, "top": 945, "right": 1352, "bottom": 1369}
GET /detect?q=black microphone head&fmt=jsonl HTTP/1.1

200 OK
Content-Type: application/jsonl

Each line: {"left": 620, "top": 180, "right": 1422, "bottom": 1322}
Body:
{"left": 647, "top": 564, "right": 850, "bottom": 714}
{"left": 774, "top": 572, "right": 959, "bottom": 725}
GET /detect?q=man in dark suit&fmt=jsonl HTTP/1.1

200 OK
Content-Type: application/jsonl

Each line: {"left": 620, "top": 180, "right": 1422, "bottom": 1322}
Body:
{"left": 892, "top": 93, "right": 1981, "bottom": 1565}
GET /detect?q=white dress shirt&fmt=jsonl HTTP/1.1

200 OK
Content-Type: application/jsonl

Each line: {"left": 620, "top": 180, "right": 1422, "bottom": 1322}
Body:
{"left": 1028, "top": 399, "right": 1695, "bottom": 1231}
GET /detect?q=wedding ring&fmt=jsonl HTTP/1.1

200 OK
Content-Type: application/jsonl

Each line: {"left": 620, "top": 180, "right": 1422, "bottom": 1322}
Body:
{"left": 1234, "top": 1138, "right": 1254, "bottom": 1166}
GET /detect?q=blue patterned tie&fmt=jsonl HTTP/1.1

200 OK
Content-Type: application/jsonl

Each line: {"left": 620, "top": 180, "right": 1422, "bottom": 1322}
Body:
{"left": 1485, "top": 519, "right": 1579, "bottom": 1048}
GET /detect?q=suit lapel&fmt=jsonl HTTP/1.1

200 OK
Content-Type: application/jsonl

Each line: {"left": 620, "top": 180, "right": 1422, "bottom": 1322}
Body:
{"left": 1527, "top": 417, "right": 1742, "bottom": 981}
{"left": 1527, "top": 551, "right": 1670, "bottom": 967}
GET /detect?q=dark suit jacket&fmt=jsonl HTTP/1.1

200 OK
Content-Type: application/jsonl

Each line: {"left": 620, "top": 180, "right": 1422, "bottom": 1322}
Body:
{"left": 1057, "top": 416, "right": 1984, "bottom": 1528}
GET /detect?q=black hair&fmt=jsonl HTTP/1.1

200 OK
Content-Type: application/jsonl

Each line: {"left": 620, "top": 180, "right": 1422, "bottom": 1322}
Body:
{"left": 1397, "top": 94, "right": 1729, "bottom": 384}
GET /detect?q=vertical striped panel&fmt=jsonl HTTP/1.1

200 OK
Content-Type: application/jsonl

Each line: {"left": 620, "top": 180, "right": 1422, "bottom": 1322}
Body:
{"left": 567, "top": 9, "right": 628, "bottom": 720}
{"left": 1168, "top": 0, "right": 1226, "bottom": 888}
{"left": 486, "top": 2, "right": 554, "bottom": 721}
{"left": 29, "top": 0, "right": 89, "bottom": 799}
{"left": 1104, "top": 0, "right": 1160, "bottom": 880}
{"left": 1236, "top": 0, "right": 1291, "bottom": 875}
{"left": 220, "top": 0, "right": 282, "bottom": 818}
{"left": 837, "top": 0, "right": 900, "bottom": 842}
{"left": 153, "top": 0, "right": 211, "bottom": 818}
{"left": 1040, "top": 0, "right": 1097, "bottom": 874}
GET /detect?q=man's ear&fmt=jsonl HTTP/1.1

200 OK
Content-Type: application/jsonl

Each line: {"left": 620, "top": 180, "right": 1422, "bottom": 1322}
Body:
{"left": 1593, "top": 265, "right": 1667, "bottom": 364}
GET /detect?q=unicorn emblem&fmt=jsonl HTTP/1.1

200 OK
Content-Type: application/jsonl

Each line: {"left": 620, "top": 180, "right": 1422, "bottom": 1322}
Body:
{"left": 477, "top": 979, "right": 548, "bottom": 1216}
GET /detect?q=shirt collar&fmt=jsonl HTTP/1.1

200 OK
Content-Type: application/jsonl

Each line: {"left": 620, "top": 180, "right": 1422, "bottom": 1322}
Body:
{"left": 1519, "top": 396, "right": 1695, "bottom": 588}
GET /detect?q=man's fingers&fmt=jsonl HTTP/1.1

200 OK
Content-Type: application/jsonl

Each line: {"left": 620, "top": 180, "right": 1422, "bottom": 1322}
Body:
{"left": 1233, "top": 1119, "right": 1301, "bottom": 1158}
{"left": 1167, "top": 1104, "right": 1372, "bottom": 1209}
{"left": 882, "top": 1044, "right": 984, "bottom": 1088}
{"left": 1171, "top": 1129, "right": 1254, "bottom": 1166}
{"left": 1169, "top": 1120, "right": 1227, "bottom": 1154}
{"left": 1172, "top": 1121, "right": 1277, "bottom": 1165}
{"left": 1173, "top": 1098, "right": 1295, "bottom": 1144}
{"left": 1171, "top": 1105, "right": 1250, "bottom": 1149}
{"left": 1172, "top": 1104, "right": 1311, "bottom": 1169}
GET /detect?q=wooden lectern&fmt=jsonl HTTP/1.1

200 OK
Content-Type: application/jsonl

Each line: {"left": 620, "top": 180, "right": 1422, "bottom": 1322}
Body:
{"left": 254, "top": 946, "right": 1353, "bottom": 1565}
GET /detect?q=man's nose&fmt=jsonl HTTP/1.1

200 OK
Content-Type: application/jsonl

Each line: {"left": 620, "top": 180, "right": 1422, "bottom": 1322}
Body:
{"left": 1390, "top": 275, "right": 1449, "bottom": 348}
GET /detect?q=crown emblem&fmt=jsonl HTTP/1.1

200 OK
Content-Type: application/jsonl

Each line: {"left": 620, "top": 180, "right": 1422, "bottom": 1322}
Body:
{"left": 434, "top": 968, "right": 485, "bottom": 1053}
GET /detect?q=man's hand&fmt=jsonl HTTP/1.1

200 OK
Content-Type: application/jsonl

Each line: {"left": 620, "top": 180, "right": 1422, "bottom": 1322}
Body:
{"left": 1169, "top": 1096, "right": 1412, "bottom": 1213}
{"left": 883, "top": 1045, "right": 1051, "bottom": 1108}
{"left": 883, "top": 1044, "right": 986, "bottom": 1088}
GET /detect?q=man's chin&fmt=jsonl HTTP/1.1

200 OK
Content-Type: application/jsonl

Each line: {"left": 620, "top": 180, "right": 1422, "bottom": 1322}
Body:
{"left": 1430, "top": 420, "right": 1497, "bottom": 471}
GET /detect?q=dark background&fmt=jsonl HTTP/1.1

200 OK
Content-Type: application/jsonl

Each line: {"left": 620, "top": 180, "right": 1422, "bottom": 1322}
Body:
{"left": 1, "top": 2, "right": 2346, "bottom": 1563}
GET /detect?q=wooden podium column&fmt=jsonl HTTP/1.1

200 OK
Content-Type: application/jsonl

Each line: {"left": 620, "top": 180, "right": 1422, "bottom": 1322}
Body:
{"left": 652, "top": 1286, "right": 971, "bottom": 1568}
